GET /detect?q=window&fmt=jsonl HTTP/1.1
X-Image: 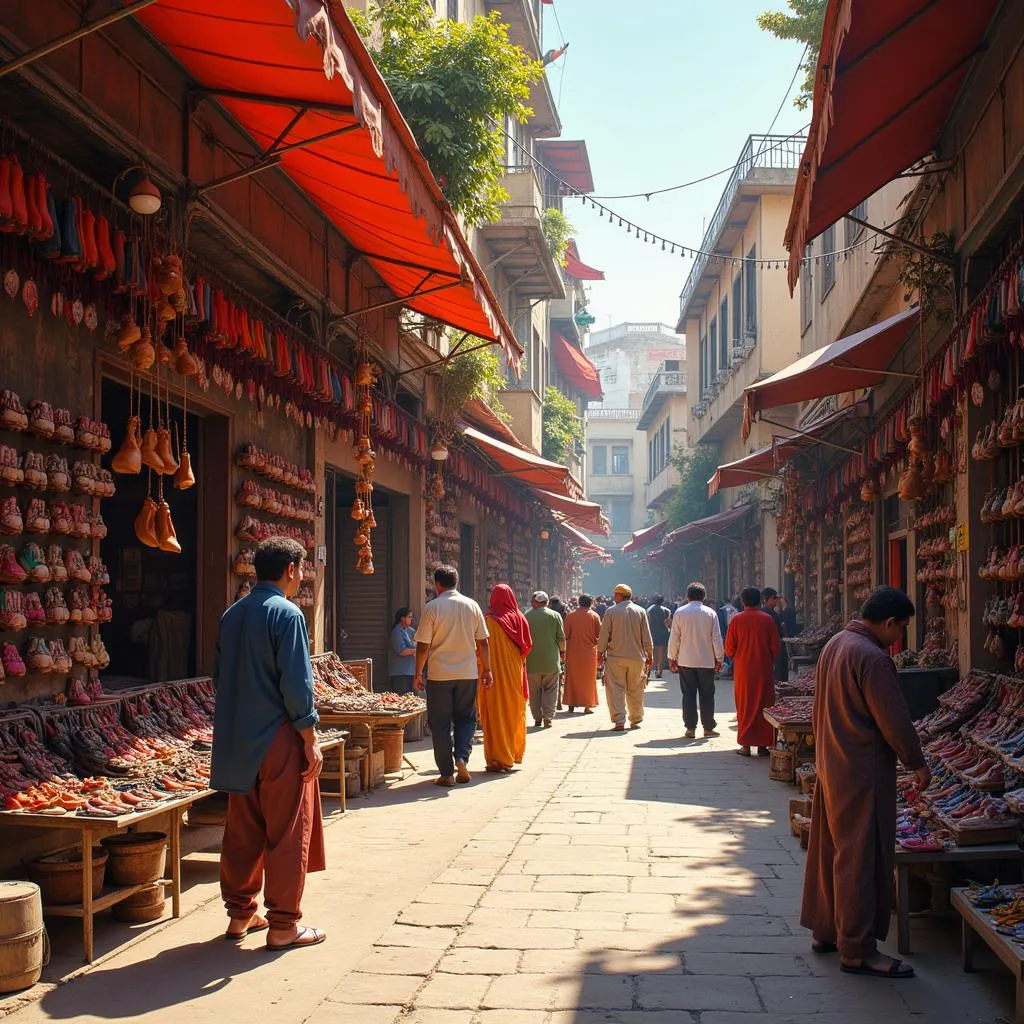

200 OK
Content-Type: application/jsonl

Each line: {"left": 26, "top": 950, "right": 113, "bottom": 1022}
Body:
{"left": 647, "top": 440, "right": 654, "bottom": 484}
{"left": 709, "top": 318, "right": 718, "bottom": 381}
{"left": 603, "top": 370, "right": 618, "bottom": 385}
{"left": 719, "top": 298, "right": 728, "bottom": 371}
{"left": 845, "top": 198, "right": 867, "bottom": 247}
{"left": 664, "top": 415, "right": 671, "bottom": 467}
{"left": 744, "top": 247, "right": 757, "bottom": 338}
{"left": 612, "top": 445, "right": 630, "bottom": 475}
{"left": 610, "top": 498, "right": 632, "bottom": 534}
{"left": 820, "top": 223, "right": 836, "bottom": 299}
{"left": 800, "top": 244, "right": 814, "bottom": 334}
{"left": 731, "top": 276, "right": 743, "bottom": 348}
{"left": 698, "top": 332, "right": 707, "bottom": 397}
{"left": 591, "top": 445, "right": 607, "bottom": 475}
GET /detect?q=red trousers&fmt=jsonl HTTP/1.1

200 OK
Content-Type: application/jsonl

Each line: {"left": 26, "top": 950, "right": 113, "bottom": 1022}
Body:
{"left": 220, "top": 722, "right": 326, "bottom": 929}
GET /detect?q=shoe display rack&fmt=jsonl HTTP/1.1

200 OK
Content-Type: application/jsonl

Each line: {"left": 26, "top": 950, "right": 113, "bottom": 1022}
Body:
{"left": 803, "top": 520, "right": 820, "bottom": 629}
{"left": 844, "top": 504, "right": 873, "bottom": 610}
{"left": 822, "top": 515, "right": 844, "bottom": 624}
{"left": 511, "top": 527, "right": 531, "bottom": 603}
{"left": 484, "top": 518, "right": 510, "bottom": 596}
{"left": 232, "top": 443, "right": 317, "bottom": 609}
{"left": 0, "top": 393, "right": 112, "bottom": 698}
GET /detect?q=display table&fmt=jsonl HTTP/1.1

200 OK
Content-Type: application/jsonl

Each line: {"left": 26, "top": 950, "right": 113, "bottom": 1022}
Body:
{"left": 762, "top": 708, "right": 814, "bottom": 783}
{"left": 0, "top": 789, "right": 212, "bottom": 963}
{"left": 897, "top": 666, "right": 958, "bottom": 720}
{"left": 895, "top": 843, "right": 1024, "bottom": 955}
{"left": 317, "top": 711, "right": 421, "bottom": 792}
{"left": 317, "top": 732, "right": 347, "bottom": 813}
{"left": 953, "top": 886, "right": 1024, "bottom": 1023}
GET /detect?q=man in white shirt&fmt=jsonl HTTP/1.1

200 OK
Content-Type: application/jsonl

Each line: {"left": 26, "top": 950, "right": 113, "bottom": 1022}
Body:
{"left": 414, "top": 566, "right": 492, "bottom": 787}
{"left": 667, "top": 581, "right": 724, "bottom": 739}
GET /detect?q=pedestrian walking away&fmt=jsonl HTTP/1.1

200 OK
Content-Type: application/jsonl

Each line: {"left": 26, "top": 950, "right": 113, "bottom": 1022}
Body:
{"left": 762, "top": 587, "right": 790, "bottom": 682}
{"left": 667, "top": 581, "right": 724, "bottom": 739}
{"left": 598, "top": 583, "right": 653, "bottom": 731}
{"left": 725, "top": 586, "right": 780, "bottom": 756}
{"left": 563, "top": 594, "right": 601, "bottom": 713}
{"left": 212, "top": 536, "right": 326, "bottom": 951}
{"left": 414, "top": 565, "right": 492, "bottom": 787}
{"left": 478, "top": 584, "right": 531, "bottom": 773}
{"left": 548, "top": 595, "right": 568, "bottom": 707}
{"left": 800, "top": 586, "right": 928, "bottom": 979}
{"left": 645, "top": 594, "right": 672, "bottom": 678}
{"left": 524, "top": 591, "right": 565, "bottom": 728}
{"left": 386, "top": 606, "right": 417, "bottom": 694}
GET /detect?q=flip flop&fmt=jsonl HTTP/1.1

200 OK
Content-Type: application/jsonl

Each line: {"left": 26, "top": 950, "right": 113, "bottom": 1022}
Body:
{"left": 266, "top": 926, "right": 326, "bottom": 951}
{"left": 811, "top": 941, "right": 837, "bottom": 954}
{"left": 840, "top": 958, "right": 914, "bottom": 978}
{"left": 435, "top": 776, "right": 456, "bottom": 787}
{"left": 735, "top": 748, "right": 752, "bottom": 757}
{"left": 224, "top": 918, "right": 269, "bottom": 941}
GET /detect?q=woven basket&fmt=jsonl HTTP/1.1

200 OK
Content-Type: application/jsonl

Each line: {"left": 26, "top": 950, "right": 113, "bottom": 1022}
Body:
{"left": 769, "top": 748, "right": 795, "bottom": 783}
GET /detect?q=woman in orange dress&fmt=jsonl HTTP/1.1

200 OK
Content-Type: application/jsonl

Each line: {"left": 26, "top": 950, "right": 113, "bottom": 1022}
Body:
{"left": 563, "top": 595, "right": 601, "bottom": 713}
{"left": 478, "top": 584, "right": 532, "bottom": 773}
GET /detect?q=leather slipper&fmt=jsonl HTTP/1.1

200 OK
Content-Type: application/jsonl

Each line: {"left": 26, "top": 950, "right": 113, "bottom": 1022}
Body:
{"left": 266, "top": 926, "right": 326, "bottom": 951}
{"left": 435, "top": 776, "right": 456, "bottom": 787}
{"left": 734, "top": 748, "right": 752, "bottom": 757}
{"left": 840, "top": 959, "right": 914, "bottom": 978}
{"left": 224, "top": 919, "right": 269, "bottom": 941}
{"left": 811, "top": 941, "right": 837, "bottom": 954}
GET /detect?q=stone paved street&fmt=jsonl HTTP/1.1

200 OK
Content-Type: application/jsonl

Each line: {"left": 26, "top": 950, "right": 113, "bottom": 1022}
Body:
{"left": 1, "top": 678, "right": 1015, "bottom": 1023}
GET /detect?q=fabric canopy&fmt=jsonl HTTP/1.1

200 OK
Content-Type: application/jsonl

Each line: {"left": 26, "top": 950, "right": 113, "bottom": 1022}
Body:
{"left": 741, "top": 305, "right": 918, "bottom": 440}
{"left": 646, "top": 504, "right": 753, "bottom": 560}
{"left": 559, "top": 521, "right": 610, "bottom": 562}
{"left": 710, "top": 407, "right": 850, "bottom": 497}
{"left": 553, "top": 334, "right": 603, "bottom": 401}
{"left": 536, "top": 141, "right": 595, "bottom": 195}
{"left": 463, "top": 426, "right": 584, "bottom": 500}
{"left": 785, "top": 0, "right": 999, "bottom": 291}
{"left": 564, "top": 240, "right": 605, "bottom": 281}
{"left": 135, "top": 0, "right": 520, "bottom": 367}
{"left": 622, "top": 520, "right": 668, "bottom": 554}
{"left": 535, "top": 490, "right": 610, "bottom": 536}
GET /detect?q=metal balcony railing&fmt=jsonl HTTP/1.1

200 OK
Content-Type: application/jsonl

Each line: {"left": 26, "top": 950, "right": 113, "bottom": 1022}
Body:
{"left": 678, "top": 133, "right": 807, "bottom": 319}
{"left": 641, "top": 371, "right": 688, "bottom": 415}
{"left": 585, "top": 408, "right": 641, "bottom": 421}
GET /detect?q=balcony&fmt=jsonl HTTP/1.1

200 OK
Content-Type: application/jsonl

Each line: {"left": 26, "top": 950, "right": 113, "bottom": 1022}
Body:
{"left": 645, "top": 462, "right": 681, "bottom": 510}
{"left": 586, "top": 408, "right": 641, "bottom": 422}
{"left": 586, "top": 474, "right": 634, "bottom": 496}
{"left": 637, "top": 366, "right": 687, "bottom": 431}
{"left": 499, "top": 387, "right": 543, "bottom": 453}
{"left": 677, "top": 133, "right": 806, "bottom": 325}
{"left": 479, "top": 168, "right": 565, "bottom": 301}
{"left": 550, "top": 291, "right": 584, "bottom": 344}
{"left": 485, "top": 0, "right": 542, "bottom": 58}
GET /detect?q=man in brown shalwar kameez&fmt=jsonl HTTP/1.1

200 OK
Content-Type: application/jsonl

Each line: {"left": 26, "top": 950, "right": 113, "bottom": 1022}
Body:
{"left": 800, "top": 587, "right": 929, "bottom": 978}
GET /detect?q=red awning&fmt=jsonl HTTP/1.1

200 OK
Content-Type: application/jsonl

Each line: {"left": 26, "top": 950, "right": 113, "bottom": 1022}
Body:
{"left": 653, "top": 504, "right": 753, "bottom": 554}
{"left": 709, "top": 408, "right": 850, "bottom": 497}
{"left": 463, "top": 426, "right": 584, "bottom": 500}
{"left": 553, "top": 334, "right": 603, "bottom": 401}
{"left": 536, "top": 141, "right": 595, "bottom": 195}
{"left": 535, "top": 490, "right": 610, "bottom": 536}
{"left": 559, "top": 521, "right": 609, "bottom": 561}
{"left": 785, "top": 0, "right": 999, "bottom": 291}
{"left": 741, "top": 305, "right": 918, "bottom": 440}
{"left": 563, "top": 240, "right": 605, "bottom": 282}
{"left": 622, "top": 520, "right": 668, "bottom": 554}
{"left": 135, "top": 0, "right": 521, "bottom": 368}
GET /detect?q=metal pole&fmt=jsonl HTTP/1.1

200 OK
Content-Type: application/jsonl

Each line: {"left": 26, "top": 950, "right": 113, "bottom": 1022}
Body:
{"left": 0, "top": 0, "right": 161, "bottom": 79}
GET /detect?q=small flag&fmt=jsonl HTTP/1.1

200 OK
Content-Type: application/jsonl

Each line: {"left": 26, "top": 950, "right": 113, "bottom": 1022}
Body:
{"left": 542, "top": 43, "right": 569, "bottom": 66}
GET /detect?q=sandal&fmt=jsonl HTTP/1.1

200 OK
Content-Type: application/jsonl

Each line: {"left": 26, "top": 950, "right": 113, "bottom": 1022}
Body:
{"left": 224, "top": 917, "right": 269, "bottom": 941}
{"left": 840, "top": 957, "right": 914, "bottom": 978}
{"left": 434, "top": 776, "right": 456, "bottom": 787}
{"left": 735, "top": 748, "right": 752, "bottom": 757}
{"left": 811, "top": 940, "right": 837, "bottom": 954}
{"left": 265, "top": 926, "right": 326, "bottom": 951}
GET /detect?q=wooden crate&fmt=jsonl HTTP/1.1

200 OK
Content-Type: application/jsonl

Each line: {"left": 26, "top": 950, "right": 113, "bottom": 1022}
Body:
{"left": 370, "top": 749, "right": 385, "bottom": 786}
{"left": 341, "top": 658, "right": 373, "bottom": 691}
{"left": 769, "top": 748, "right": 795, "bottom": 783}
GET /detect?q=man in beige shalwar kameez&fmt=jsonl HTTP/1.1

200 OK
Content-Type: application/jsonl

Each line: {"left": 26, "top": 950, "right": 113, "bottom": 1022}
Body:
{"left": 800, "top": 587, "right": 929, "bottom": 979}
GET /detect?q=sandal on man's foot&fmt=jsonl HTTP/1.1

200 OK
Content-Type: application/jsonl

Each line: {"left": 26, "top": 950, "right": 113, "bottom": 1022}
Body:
{"left": 840, "top": 957, "right": 914, "bottom": 978}
{"left": 266, "top": 926, "right": 326, "bottom": 951}
{"left": 811, "top": 940, "right": 837, "bottom": 954}
{"left": 224, "top": 916, "right": 269, "bottom": 940}
{"left": 435, "top": 776, "right": 456, "bottom": 787}
{"left": 735, "top": 747, "right": 752, "bottom": 757}
{"left": 455, "top": 760, "right": 471, "bottom": 784}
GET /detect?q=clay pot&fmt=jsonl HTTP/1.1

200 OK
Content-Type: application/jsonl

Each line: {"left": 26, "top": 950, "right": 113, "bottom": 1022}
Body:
{"left": 933, "top": 448, "right": 953, "bottom": 484}
{"left": 140, "top": 428, "right": 165, "bottom": 473}
{"left": 111, "top": 416, "right": 142, "bottom": 475}
{"left": 131, "top": 327, "right": 155, "bottom": 372}
{"left": 155, "top": 500, "right": 181, "bottom": 554}
{"left": 174, "top": 450, "right": 195, "bottom": 491}
{"left": 898, "top": 464, "right": 926, "bottom": 501}
{"left": 116, "top": 314, "right": 141, "bottom": 352}
{"left": 173, "top": 340, "right": 198, "bottom": 377}
{"left": 134, "top": 498, "right": 159, "bottom": 547}
{"left": 155, "top": 428, "right": 178, "bottom": 474}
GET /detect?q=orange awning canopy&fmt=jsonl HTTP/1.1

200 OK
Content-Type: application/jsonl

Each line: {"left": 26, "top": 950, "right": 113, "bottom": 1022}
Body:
{"left": 709, "top": 408, "right": 850, "bottom": 497}
{"left": 563, "top": 240, "right": 605, "bottom": 282}
{"left": 644, "top": 504, "right": 753, "bottom": 561}
{"left": 536, "top": 140, "right": 595, "bottom": 195}
{"left": 741, "top": 305, "right": 918, "bottom": 439}
{"left": 535, "top": 490, "right": 610, "bottom": 536}
{"left": 135, "top": 0, "right": 520, "bottom": 367}
{"left": 622, "top": 520, "right": 668, "bottom": 554}
{"left": 463, "top": 426, "right": 584, "bottom": 500}
{"left": 553, "top": 334, "right": 603, "bottom": 401}
{"left": 785, "top": 0, "right": 1000, "bottom": 291}
{"left": 559, "top": 521, "right": 609, "bottom": 562}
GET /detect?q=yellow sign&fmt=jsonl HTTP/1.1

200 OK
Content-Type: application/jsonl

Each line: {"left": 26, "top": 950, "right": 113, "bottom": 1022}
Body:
{"left": 952, "top": 523, "right": 969, "bottom": 552}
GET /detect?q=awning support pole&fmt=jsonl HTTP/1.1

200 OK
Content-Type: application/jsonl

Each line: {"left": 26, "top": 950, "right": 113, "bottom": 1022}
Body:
{"left": 195, "top": 123, "right": 362, "bottom": 195}
{"left": 759, "top": 415, "right": 860, "bottom": 454}
{"left": 0, "top": 0, "right": 161, "bottom": 79}
{"left": 335, "top": 279, "right": 464, "bottom": 321}
{"left": 189, "top": 86, "right": 356, "bottom": 116}
{"left": 394, "top": 340, "right": 496, "bottom": 378}
{"left": 846, "top": 216, "right": 954, "bottom": 264}
{"left": 351, "top": 250, "right": 462, "bottom": 279}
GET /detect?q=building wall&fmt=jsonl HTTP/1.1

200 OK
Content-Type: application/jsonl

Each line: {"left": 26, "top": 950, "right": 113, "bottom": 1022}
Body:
{"left": 642, "top": 393, "right": 690, "bottom": 512}
{"left": 586, "top": 412, "right": 647, "bottom": 549}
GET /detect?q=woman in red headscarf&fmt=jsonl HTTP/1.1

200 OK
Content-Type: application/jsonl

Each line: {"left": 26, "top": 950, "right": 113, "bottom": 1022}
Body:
{"left": 478, "top": 584, "right": 532, "bottom": 773}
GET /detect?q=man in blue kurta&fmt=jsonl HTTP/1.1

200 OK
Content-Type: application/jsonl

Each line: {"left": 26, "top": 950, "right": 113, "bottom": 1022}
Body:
{"left": 212, "top": 536, "right": 326, "bottom": 950}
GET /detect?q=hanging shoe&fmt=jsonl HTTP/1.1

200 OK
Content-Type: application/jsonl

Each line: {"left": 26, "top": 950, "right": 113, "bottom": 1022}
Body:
{"left": 2, "top": 643, "right": 26, "bottom": 677}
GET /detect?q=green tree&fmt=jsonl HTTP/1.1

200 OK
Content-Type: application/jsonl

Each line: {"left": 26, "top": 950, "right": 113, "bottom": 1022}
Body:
{"left": 436, "top": 337, "right": 509, "bottom": 424}
{"left": 541, "top": 208, "right": 575, "bottom": 266}
{"left": 350, "top": 0, "right": 541, "bottom": 227}
{"left": 756, "top": 0, "right": 828, "bottom": 110}
{"left": 664, "top": 445, "right": 721, "bottom": 530}
{"left": 541, "top": 386, "right": 582, "bottom": 464}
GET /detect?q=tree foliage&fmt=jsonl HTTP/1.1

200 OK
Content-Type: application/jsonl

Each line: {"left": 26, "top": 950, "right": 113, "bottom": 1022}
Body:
{"left": 541, "top": 208, "right": 575, "bottom": 266}
{"left": 541, "top": 386, "right": 582, "bottom": 464}
{"left": 756, "top": 0, "right": 828, "bottom": 111}
{"left": 350, "top": 0, "right": 542, "bottom": 227}
{"left": 664, "top": 445, "right": 721, "bottom": 531}
{"left": 436, "top": 338, "right": 509, "bottom": 425}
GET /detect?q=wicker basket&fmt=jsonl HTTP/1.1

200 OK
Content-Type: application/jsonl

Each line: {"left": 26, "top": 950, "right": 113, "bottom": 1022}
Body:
{"left": 29, "top": 850, "right": 107, "bottom": 905}
{"left": 100, "top": 833, "right": 167, "bottom": 887}
{"left": 112, "top": 883, "right": 165, "bottom": 923}
{"left": 769, "top": 748, "right": 796, "bottom": 783}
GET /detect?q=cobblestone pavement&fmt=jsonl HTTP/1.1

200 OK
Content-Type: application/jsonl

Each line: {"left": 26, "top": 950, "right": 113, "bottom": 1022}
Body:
{"left": 2, "top": 678, "right": 1015, "bottom": 1023}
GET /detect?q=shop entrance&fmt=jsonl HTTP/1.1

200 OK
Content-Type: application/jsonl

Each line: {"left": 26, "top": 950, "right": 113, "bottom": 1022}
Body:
{"left": 99, "top": 377, "right": 228, "bottom": 684}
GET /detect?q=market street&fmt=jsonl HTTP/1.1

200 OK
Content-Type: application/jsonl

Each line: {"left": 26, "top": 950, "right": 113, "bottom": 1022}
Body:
{"left": 0, "top": 678, "right": 1013, "bottom": 1024}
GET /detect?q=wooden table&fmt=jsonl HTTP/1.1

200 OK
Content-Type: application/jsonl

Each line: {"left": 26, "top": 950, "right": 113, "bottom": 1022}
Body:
{"left": 895, "top": 843, "right": 1024, "bottom": 955}
{"left": 317, "top": 710, "right": 422, "bottom": 792}
{"left": 0, "top": 789, "right": 211, "bottom": 964}
{"left": 317, "top": 732, "right": 347, "bottom": 813}
{"left": 953, "top": 886, "right": 1024, "bottom": 1023}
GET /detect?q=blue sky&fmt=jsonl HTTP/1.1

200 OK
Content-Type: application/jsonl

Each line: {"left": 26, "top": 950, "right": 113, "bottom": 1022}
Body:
{"left": 541, "top": 0, "right": 809, "bottom": 332}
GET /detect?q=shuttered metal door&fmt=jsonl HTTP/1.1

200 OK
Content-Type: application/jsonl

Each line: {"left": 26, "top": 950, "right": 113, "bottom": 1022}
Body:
{"left": 339, "top": 503, "right": 391, "bottom": 687}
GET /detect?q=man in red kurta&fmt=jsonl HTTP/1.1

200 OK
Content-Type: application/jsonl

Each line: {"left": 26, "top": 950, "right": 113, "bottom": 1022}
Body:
{"left": 800, "top": 587, "right": 928, "bottom": 979}
{"left": 724, "top": 587, "right": 780, "bottom": 757}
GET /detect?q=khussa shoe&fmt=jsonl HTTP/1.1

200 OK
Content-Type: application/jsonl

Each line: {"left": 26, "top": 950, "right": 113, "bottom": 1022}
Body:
{"left": 46, "top": 455, "right": 70, "bottom": 492}
{"left": 0, "top": 590, "right": 26, "bottom": 631}
{"left": 49, "top": 639, "right": 71, "bottom": 674}
{"left": 41, "top": 185, "right": 60, "bottom": 259}
{"left": 44, "top": 586, "right": 69, "bottom": 624}
{"left": 25, "top": 637, "right": 53, "bottom": 673}
{"left": 68, "top": 588, "right": 84, "bottom": 624}
{"left": 18, "top": 543, "right": 48, "bottom": 582}
{"left": 65, "top": 549, "right": 91, "bottom": 583}
{"left": 57, "top": 197, "right": 80, "bottom": 263}
{"left": 111, "top": 415, "right": 143, "bottom": 475}
{"left": 2, "top": 642, "right": 26, "bottom": 678}
{"left": 88, "top": 511, "right": 107, "bottom": 539}
{"left": 140, "top": 426, "right": 165, "bottom": 473}
{"left": 48, "top": 501, "right": 72, "bottom": 535}
{"left": 87, "top": 556, "right": 109, "bottom": 585}
{"left": 22, "top": 452, "right": 46, "bottom": 490}
{"left": 94, "top": 588, "right": 112, "bottom": 622}
{"left": 53, "top": 408, "right": 74, "bottom": 445}
{"left": 91, "top": 636, "right": 110, "bottom": 669}
{"left": 0, "top": 545, "right": 27, "bottom": 584}
{"left": 72, "top": 586, "right": 95, "bottom": 625}
{"left": 24, "top": 593, "right": 45, "bottom": 627}
{"left": 23, "top": 498, "right": 48, "bottom": 534}
{"left": 27, "top": 400, "right": 54, "bottom": 439}
{"left": 46, "top": 545, "right": 68, "bottom": 582}
{"left": 134, "top": 497, "right": 159, "bottom": 547}
{"left": 0, "top": 390, "right": 28, "bottom": 431}
{"left": 67, "top": 635, "right": 90, "bottom": 664}
{"left": 0, "top": 498, "right": 23, "bottom": 535}
{"left": 66, "top": 676, "right": 91, "bottom": 704}
{"left": 156, "top": 500, "right": 181, "bottom": 554}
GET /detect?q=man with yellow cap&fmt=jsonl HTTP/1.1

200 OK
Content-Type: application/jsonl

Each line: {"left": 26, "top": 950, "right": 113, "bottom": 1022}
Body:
{"left": 597, "top": 584, "right": 654, "bottom": 731}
